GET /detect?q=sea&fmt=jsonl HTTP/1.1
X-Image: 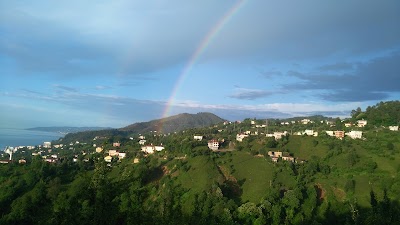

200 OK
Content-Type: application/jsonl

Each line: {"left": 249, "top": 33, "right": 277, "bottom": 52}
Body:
{"left": 0, "top": 128, "right": 64, "bottom": 150}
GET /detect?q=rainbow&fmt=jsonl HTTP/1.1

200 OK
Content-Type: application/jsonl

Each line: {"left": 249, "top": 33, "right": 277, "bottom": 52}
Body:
{"left": 159, "top": 0, "right": 247, "bottom": 132}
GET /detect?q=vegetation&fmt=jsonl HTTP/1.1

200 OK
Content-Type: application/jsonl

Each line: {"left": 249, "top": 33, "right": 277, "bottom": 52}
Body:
{"left": 1, "top": 101, "right": 400, "bottom": 224}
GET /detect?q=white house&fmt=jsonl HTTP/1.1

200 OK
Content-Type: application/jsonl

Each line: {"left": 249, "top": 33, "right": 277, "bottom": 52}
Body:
{"left": 344, "top": 123, "right": 353, "bottom": 128}
{"left": 194, "top": 135, "right": 204, "bottom": 141}
{"left": 138, "top": 140, "right": 147, "bottom": 145}
{"left": 109, "top": 150, "right": 119, "bottom": 156}
{"left": 208, "top": 140, "right": 219, "bottom": 151}
{"left": 43, "top": 142, "right": 51, "bottom": 148}
{"left": 346, "top": 131, "right": 363, "bottom": 139}
{"left": 266, "top": 132, "right": 284, "bottom": 140}
{"left": 236, "top": 133, "right": 249, "bottom": 142}
{"left": 304, "top": 130, "right": 318, "bottom": 136}
{"left": 301, "top": 119, "right": 311, "bottom": 124}
{"left": 118, "top": 152, "right": 126, "bottom": 159}
{"left": 326, "top": 131, "right": 334, "bottom": 137}
{"left": 357, "top": 120, "right": 368, "bottom": 127}
{"left": 389, "top": 126, "right": 399, "bottom": 131}
{"left": 141, "top": 145, "right": 164, "bottom": 154}
{"left": 95, "top": 147, "right": 103, "bottom": 153}
{"left": 104, "top": 155, "right": 112, "bottom": 163}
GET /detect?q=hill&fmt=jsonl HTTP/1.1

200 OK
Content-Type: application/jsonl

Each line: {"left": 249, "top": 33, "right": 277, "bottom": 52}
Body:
{"left": 120, "top": 112, "right": 225, "bottom": 134}
{"left": 351, "top": 101, "right": 400, "bottom": 126}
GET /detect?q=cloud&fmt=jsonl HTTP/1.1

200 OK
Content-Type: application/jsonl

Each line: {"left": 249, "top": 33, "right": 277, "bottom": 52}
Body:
{"left": 317, "top": 62, "right": 355, "bottom": 71}
{"left": 2, "top": 1, "right": 399, "bottom": 78}
{"left": 228, "top": 88, "right": 275, "bottom": 100}
{"left": 284, "top": 52, "right": 400, "bottom": 102}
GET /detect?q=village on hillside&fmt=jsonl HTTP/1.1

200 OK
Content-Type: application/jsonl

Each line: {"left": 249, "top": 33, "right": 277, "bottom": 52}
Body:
{"left": 1, "top": 116, "right": 398, "bottom": 166}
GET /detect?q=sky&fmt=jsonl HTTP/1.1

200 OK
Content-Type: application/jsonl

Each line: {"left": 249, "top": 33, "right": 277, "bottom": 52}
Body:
{"left": 1, "top": 0, "right": 399, "bottom": 128}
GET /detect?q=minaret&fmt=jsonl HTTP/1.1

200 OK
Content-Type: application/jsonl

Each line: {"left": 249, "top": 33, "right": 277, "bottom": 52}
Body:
{"left": 9, "top": 151, "right": 12, "bottom": 161}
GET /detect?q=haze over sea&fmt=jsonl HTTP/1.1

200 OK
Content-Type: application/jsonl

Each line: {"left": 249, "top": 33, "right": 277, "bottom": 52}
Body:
{"left": 0, "top": 128, "right": 64, "bottom": 150}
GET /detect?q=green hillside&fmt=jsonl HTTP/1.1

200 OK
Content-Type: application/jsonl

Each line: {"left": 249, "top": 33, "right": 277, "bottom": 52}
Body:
{"left": 1, "top": 101, "right": 400, "bottom": 224}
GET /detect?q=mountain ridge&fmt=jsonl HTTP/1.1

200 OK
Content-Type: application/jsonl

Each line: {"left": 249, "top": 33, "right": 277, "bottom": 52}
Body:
{"left": 120, "top": 112, "right": 225, "bottom": 134}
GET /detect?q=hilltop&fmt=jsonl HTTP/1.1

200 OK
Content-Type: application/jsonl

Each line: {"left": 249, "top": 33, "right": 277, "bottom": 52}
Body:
{"left": 120, "top": 112, "right": 225, "bottom": 134}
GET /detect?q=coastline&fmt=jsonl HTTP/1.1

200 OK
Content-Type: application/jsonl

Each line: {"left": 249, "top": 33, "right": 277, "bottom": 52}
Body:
{"left": 0, "top": 128, "right": 64, "bottom": 150}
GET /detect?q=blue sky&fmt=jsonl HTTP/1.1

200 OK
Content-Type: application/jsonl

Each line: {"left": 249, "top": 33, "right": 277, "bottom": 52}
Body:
{"left": 1, "top": 0, "right": 399, "bottom": 128}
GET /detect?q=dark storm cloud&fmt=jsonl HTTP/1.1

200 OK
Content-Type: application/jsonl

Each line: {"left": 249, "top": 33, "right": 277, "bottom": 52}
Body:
{"left": 284, "top": 52, "right": 400, "bottom": 102}
{"left": 228, "top": 88, "right": 275, "bottom": 100}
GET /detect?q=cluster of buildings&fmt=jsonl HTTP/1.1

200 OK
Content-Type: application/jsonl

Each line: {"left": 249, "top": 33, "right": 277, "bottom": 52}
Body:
{"left": 267, "top": 151, "right": 305, "bottom": 163}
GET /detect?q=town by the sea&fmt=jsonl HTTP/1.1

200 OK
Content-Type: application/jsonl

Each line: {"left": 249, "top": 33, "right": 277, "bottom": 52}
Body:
{"left": 0, "top": 128, "right": 64, "bottom": 150}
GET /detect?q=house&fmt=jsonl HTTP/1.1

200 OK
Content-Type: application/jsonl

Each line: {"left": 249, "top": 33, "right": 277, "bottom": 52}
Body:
{"left": 138, "top": 140, "right": 147, "bottom": 145}
{"left": 18, "top": 159, "right": 27, "bottom": 164}
{"left": 251, "top": 120, "right": 256, "bottom": 125}
{"left": 266, "top": 131, "right": 287, "bottom": 140}
{"left": 282, "top": 156, "right": 295, "bottom": 162}
{"left": 236, "top": 133, "right": 249, "bottom": 142}
{"left": 113, "top": 142, "right": 121, "bottom": 147}
{"left": 304, "top": 130, "right": 318, "bottom": 136}
{"left": 301, "top": 119, "right": 311, "bottom": 124}
{"left": 208, "top": 140, "right": 219, "bottom": 151}
{"left": 141, "top": 145, "right": 164, "bottom": 154}
{"left": 104, "top": 155, "right": 112, "bottom": 163}
{"left": 357, "top": 120, "right": 367, "bottom": 127}
{"left": 326, "top": 131, "right": 334, "bottom": 137}
{"left": 109, "top": 150, "right": 119, "bottom": 156}
{"left": 96, "top": 147, "right": 103, "bottom": 153}
{"left": 346, "top": 131, "right": 363, "bottom": 139}
{"left": 389, "top": 126, "right": 399, "bottom": 131}
{"left": 271, "top": 157, "right": 279, "bottom": 163}
{"left": 268, "top": 151, "right": 283, "bottom": 157}
{"left": 43, "top": 142, "right": 51, "bottom": 148}
{"left": 344, "top": 123, "right": 353, "bottom": 128}
{"left": 118, "top": 152, "right": 126, "bottom": 159}
{"left": 133, "top": 158, "right": 140, "bottom": 164}
{"left": 194, "top": 135, "right": 204, "bottom": 141}
{"left": 334, "top": 131, "right": 345, "bottom": 139}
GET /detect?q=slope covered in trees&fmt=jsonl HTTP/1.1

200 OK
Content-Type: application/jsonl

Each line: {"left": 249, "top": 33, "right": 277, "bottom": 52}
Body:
{"left": 351, "top": 101, "right": 400, "bottom": 126}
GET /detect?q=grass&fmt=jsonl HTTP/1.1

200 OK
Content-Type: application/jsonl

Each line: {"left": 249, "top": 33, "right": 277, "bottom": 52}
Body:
{"left": 218, "top": 151, "right": 274, "bottom": 203}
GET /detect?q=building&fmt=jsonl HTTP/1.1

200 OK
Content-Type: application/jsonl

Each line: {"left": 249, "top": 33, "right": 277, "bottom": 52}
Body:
{"left": 282, "top": 156, "right": 295, "bottom": 162}
{"left": 268, "top": 151, "right": 283, "bottom": 157}
{"left": 346, "top": 131, "right": 363, "bottom": 139}
{"left": 301, "top": 119, "right": 311, "bottom": 124}
{"left": 344, "top": 123, "right": 353, "bottom": 128}
{"left": 113, "top": 142, "right": 121, "bottom": 147}
{"left": 266, "top": 131, "right": 288, "bottom": 140}
{"left": 141, "top": 145, "right": 164, "bottom": 154}
{"left": 357, "top": 120, "right": 368, "bottom": 127}
{"left": 138, "top": 140, "right": 147, "bottom": 145}
{"left": 104, "top": 155, "right": 112, "bottom": 163}
{"left": 95, "top": 147, "right": 103, "bottom": 153}
{"left": 118, "top": 152, "right": 126, "bottom": 159}
{"left": 236, "top": 133, "right": 249, "bottom": 142}
{"left": 389, "top": 126, "right": 399, "bottom": 131}
{"left": 326, "top": 131, "right": 334, "bottom": 137}
{"left": 43, "top": 142, "right": 51, "bottom": 148}
{"left": 334, "top": 131, "right": 345, "bottom": 139}
{"left": 208, "top": 140, "right": 219, "bottom": 151}
{"left": 304, "top": 130, "right": 318, "bottom": 136}
{"left": 109, "top": 150, "right": 119, "bottom": 156}
{"left": 194, "top": 135, "right": 204, "bottom": 141}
